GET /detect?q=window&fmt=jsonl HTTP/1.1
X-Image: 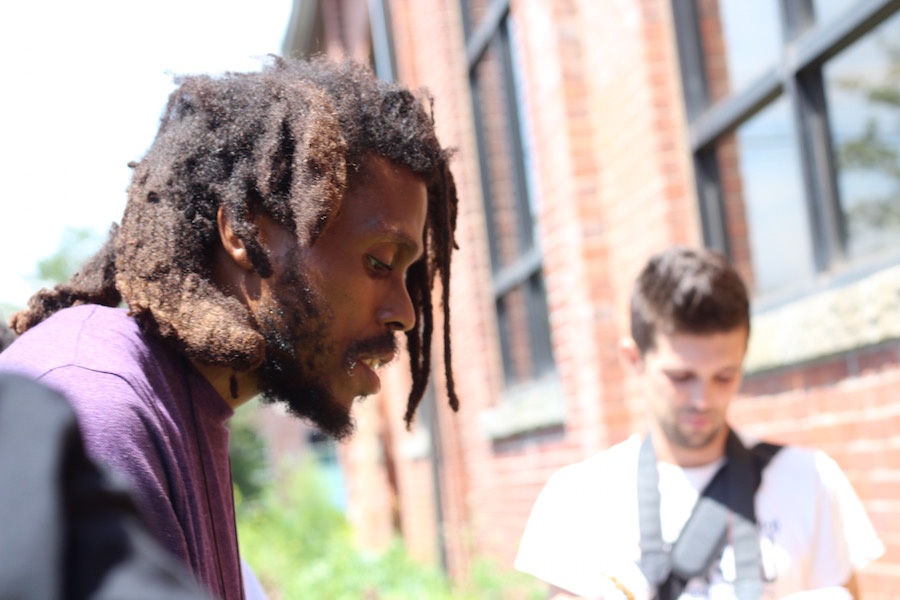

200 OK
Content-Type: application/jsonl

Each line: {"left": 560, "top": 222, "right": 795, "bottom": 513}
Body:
{"left": 462, "top": 0, "right": 556, "bottom": 388}
{"left": 674, "top": 0, "right": 900, "bottom": 304}
{"left": 823, "top": 19, "right": 900, "bottom": 261}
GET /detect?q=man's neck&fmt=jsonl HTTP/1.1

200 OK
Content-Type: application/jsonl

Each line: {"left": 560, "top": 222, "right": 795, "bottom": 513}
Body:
{"left": 190, "top": 360, "right": 259, "bottom": 410}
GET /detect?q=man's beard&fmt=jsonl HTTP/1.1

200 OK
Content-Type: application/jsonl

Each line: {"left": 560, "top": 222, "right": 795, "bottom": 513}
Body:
{"left": 253, "top": 250, "right": 397, "bottom": 441}
{"left": 660, "top": 410, "right": 723, "bottom": 450}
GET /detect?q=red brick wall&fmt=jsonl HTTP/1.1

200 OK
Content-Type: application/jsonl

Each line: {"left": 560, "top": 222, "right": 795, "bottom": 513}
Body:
{"left": 306, "top": 0, "right": 900, "bottom": 596}
{"left": 387, "top": 0, "right": 487, "bottom": 580}
{"left": 735, "top": 343, "right": 900, "bottom": 599}
{"left": 383, "top": 0, "right": 705, "bottom": 573}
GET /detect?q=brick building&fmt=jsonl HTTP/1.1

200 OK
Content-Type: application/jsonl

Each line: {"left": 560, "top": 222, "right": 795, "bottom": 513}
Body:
{"left": 283, "top": 0, "right": 900, "bottom": 596}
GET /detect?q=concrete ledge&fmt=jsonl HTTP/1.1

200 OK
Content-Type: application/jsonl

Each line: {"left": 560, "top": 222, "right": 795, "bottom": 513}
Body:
{"left": 746, "top": 264, "right": 900, "bottom": 372}
{"left": 479, "top": 375, "right": 566, "bottom": 440}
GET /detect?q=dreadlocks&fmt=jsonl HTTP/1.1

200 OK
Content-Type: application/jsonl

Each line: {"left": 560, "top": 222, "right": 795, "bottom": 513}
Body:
{"left": 11, "top": 56, "right": 459, "bottom": 426}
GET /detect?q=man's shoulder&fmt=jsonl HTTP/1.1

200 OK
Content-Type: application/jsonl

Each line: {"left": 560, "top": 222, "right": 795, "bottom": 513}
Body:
{"left": 751, "top": 439, "right": 846, "bottom": 499}
{"left": 0, "top": 305, "right": 185, "bottom": 412}
{"left": 1, "top": 305, "right": 155, "bottom": 377}
{"left": 743, "top": 436, "right": 820, "bottom": 470}
{"left": 732, "top": 431, "right": 816, "bottom": 467}
{"left": 41, "top": 304, "right": 138, "bottom": 340}
{"left": 776, "top": 445, "right": 852, "bottom": 484}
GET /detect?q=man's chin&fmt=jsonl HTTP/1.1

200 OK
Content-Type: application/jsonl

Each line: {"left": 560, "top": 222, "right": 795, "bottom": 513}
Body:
{"left": 677, "top": 427, "right": 723, "bottom": 450}
{"left": 317, "top": 416, "right": 356, "bottom": 442}
{"left": 261, "top": 388, "right": 357, "bottom": 442}
{"left": 662, "top": 421, "right": 721, "bottom": 451}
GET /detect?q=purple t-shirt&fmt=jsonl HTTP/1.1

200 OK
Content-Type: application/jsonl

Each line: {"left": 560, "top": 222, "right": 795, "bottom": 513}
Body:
{"left": 0, "top": 305, "right": 242, "bottom": 600}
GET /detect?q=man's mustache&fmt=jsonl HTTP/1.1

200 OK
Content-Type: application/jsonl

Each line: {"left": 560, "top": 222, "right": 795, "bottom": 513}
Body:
{"left": 346, "top": 332, "right": 397, "bottom": 364}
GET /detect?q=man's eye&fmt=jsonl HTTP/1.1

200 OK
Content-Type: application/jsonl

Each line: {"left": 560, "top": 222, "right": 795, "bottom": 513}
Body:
{"left": 667, "top": 372, "right": 693, "bottom": 383}
{"left": 366, "top": 255, "right": 393, "bottom": 272}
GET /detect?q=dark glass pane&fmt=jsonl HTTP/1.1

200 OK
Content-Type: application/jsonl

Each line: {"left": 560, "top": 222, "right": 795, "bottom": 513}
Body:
{"left": 718, "top": 98, "right": 815, "bottom": 296}
{"left": 497, "top": 275, "right": 554, "bottom": 386}
{"left": 460, "top": 0, "right": 491, "bottom": 38}
{"left": 469, "top": 12, "right": 554, "bottom": 387}
{"left": 697, "top": 0, "right": 782, "bottom": 104}
{"left": 473, "top": 34, "right": 533, "bottom": 273}
{"left": 526, "top": 272, "right": 555, "bottom": 378}
{"left": 824, "top": 11, "right": 900, "bottom": 261}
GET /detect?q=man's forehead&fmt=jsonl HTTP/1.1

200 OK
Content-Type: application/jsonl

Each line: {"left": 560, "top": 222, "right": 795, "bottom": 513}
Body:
{"left": 355, "top": 188, "right": 427, "bottom": 250}
{"left": 317, "top": 154, "right": 427, "bottom": 252}
{"left": 349, "top": 152, "right": 425, "bottom": 183}
{"left": 649, "top": 328, "right": 747, "bottom": 361}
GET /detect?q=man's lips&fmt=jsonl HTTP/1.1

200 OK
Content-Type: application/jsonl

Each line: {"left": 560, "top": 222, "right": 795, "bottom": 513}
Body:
{"left": 679, "top": 411, "right": 713, "bottom": 428}
{"left": 345, "top": 333, "right": 397, "bottom": 397}
{"left": 347, "top": 333, "right": 397, "bottom": 372}
{"left": 352, "top": 355, "right": 390, "bottom": 397}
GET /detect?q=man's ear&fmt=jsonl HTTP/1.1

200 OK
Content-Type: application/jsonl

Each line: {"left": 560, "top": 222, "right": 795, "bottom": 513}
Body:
{"left": 619, "top": 337, "right": 643, "bottom": 374}
{"left": 217, "top": 206, "right": 255, "bottom": 271}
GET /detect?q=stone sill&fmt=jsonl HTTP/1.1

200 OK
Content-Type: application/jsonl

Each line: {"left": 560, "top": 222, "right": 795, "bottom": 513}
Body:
{"left": 745, "top": 264, "right": 900, "bottom": 373}
{"left": 479, "top": 375, "right": 566, "bottom": 441}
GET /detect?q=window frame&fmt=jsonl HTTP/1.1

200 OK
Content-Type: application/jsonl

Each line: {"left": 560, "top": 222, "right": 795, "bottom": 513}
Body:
{"left": 462, "top": 0, "right": 557, "bottom": 388}
{"left": 673, "top": 0, "right": 900, "bottom": 288}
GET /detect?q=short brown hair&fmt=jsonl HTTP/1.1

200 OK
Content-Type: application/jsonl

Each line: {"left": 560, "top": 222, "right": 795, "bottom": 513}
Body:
{"left": 630, "top": 246, "right": 750, "bottom": 354}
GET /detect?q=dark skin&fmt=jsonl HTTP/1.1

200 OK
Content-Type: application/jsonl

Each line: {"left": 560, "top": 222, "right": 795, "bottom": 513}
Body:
{"left": 11, "top": 59, "right": 461, "bottom": 427}
{"left": 195, "top": 155, "right": 427, "bottom": 421}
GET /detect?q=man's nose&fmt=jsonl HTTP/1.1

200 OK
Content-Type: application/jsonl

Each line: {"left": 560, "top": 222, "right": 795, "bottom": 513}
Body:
{"left": 379, "top": 278, "right": 416, "bottom": 332}
{"left": 687, "top": 380, "right": 714, "bottom": 409}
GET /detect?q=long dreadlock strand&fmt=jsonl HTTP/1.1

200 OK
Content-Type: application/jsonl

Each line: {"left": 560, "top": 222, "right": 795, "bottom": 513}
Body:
{"left": 439, "top": 164, "right": 459, "bottom": 411}
{"left": 404, "top": 254, "right": 434, "bottom": 428}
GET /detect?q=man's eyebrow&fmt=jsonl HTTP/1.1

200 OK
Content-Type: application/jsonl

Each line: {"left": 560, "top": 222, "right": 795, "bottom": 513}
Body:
{"left": 371, "top": 226, "right": 425, "bottom": 261}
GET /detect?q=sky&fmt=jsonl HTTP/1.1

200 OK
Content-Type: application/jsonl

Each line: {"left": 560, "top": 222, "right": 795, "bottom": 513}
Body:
{"left": 0, "top": 0, "right": 294, "bottom": 312}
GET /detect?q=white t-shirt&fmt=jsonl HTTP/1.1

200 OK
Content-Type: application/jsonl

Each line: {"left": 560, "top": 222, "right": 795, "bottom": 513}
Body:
{"left": 514, "top": 435, "right": 884, "bottom": 599}
{"left": 242, "top": 560, "right": 269, "bottom": 600}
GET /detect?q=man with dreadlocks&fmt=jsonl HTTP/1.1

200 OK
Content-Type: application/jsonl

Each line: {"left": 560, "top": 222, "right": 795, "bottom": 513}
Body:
{"left": 0, "top": 56, "right": 459, "bottom": 599}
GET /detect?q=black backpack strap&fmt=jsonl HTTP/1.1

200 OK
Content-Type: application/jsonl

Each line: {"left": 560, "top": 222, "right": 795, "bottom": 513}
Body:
{"left": 722, "top": 432, "right": 766, "bottom": 600}
{"left": 733, "top": 439, "right": 781, "bottom": 599}
{"left": 751, "top": 442, "right": 782, "bottom": 482}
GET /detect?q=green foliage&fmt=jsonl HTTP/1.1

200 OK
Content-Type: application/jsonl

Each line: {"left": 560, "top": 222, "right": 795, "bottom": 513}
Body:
{"left": 456, "top": 558, "right": 546, "bottom": 600}
{"left": 0, "top": 303, "right": 19, "bottom": 324}
{"left": 237, "top": 459, "right": 447, "bottom": 599}
{"left": 840, "top": 120, "right": 900, "bottom": 176}
{"left": 229, "top": 404, "right": 271, "bottom": 504}
{"left": 33, "top": 227, "right": 103, "bottom": 286}
{"left": 834, "top": 36, "right": 900, "bottom": 231}
{"left": 237, "top": 460, "right": 543, "bottom": 600}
